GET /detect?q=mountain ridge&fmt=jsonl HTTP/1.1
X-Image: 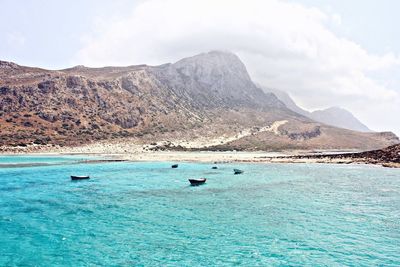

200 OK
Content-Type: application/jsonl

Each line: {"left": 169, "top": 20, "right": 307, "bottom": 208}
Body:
{"left": 0, "top": 51, "right": 398, "bottom": 151}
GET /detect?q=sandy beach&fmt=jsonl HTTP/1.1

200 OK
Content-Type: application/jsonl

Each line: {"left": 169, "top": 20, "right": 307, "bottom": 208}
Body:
{"left": 1, "top": 137, "right": 398, "bottom": 168}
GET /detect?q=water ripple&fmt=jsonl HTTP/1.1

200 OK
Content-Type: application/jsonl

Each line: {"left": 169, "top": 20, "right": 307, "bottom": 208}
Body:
{"left": 0, "top": 159, "right": 399, "bottom": 266}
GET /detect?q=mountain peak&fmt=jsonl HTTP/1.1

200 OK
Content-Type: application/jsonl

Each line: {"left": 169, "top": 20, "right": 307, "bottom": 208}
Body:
{"left": 323, "top": 106, "right": 345, "bottom": 112}
{"left": 173, "top": 50, "right": 245, "bottom": 70}
{"left": 201, "top": 50, "right": 241, "bottom": 61}
{"left": 149, "top": 50, "right": 285, "bottom": 110}
{"left": 178, "top": 50, "right": 239, "bottom": 60}
{"left": 172, "top": 50, "right": 251, "bottom": 84}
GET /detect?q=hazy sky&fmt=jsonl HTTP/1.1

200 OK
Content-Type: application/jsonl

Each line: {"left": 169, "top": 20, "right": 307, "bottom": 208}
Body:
{"left": 1, "top": 0, "right": 399, "bottom": 135}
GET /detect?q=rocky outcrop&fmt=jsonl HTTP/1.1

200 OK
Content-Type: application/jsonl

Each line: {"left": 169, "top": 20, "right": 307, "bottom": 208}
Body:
{"left": 284, "top": 144, "right": 400, "bottom": 167}
{"left": 355, "top": 144, "right": 400, "bottom": 163}
{"left": 280, "top": 126, "right": 321, "bottom": 140}
{"left": 0, "top": 60, "right": 20, "bottom": 70}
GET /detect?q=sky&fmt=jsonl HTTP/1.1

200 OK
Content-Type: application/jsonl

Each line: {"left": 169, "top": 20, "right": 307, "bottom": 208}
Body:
{"left": 1, "top": 0, "right": 399, "bottom": 135}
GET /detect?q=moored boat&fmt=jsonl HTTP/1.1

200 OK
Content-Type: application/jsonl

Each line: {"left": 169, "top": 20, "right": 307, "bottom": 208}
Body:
{"left": 211, "top": 166, "right": 218, "bottom": 169}
{"left": 71, "top": 175, "right": 90, "bottom": 180}
{"left": 233, "top": 169, "right": 243, "bottom": 174}
{"left": 188, "top": 178, "right": 207, "bottom": 186}
{"left": 171, "top": 164, "right": 178, "bottom": 168}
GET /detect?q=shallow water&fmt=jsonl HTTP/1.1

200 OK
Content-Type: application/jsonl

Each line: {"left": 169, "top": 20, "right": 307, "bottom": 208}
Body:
{"left": 0, "top": 157, "right": 399, "bottom": 266}
{"left": 0, "top": 155, "right": 104, "bottom": 168}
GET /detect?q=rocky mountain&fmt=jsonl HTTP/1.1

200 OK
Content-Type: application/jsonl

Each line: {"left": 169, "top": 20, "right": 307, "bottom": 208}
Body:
{"left": 263, "top": 88, "right": 371, "bottom": 132}
{"left": 151, "top": 51, "right": 285, "bottom": 110}
{"left": 0, "top": 51, "right": 398, "bottom": 151}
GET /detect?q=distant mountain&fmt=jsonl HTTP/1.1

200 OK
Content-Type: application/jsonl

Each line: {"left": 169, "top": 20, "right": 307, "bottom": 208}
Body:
{"left": 263, "top": 88, "right": 371, "bottom": 132}
{"left": 0, "top": 51, "right": 397, "bottom": 151}
{"left": 310, "top": 107, "right": 371, "bottom": 132}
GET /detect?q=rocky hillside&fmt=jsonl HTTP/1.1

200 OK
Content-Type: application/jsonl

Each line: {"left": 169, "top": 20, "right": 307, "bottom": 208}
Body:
{"left": 0, "top": 51, "right": 398, "bottom": 150}
{"left": 354, "top": 144, "right": 400, "bottom": 163}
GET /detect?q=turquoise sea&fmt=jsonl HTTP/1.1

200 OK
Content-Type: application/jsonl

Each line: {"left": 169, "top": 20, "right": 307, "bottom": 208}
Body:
{"left": 0, "top": 156, "right": 399, "bottom": 266}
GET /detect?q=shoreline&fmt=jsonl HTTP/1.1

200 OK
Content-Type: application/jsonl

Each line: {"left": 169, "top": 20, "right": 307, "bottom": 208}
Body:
{"left": 1, "top": 149, "right": 399, "bottom": 168}
{"left": 1, "top": 140, "right": 399, "bottom": 168}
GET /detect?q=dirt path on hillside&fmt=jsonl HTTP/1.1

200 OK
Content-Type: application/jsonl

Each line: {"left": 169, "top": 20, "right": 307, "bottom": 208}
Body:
{"left": 168, "top": 120, "right": 288, "bottom": 149}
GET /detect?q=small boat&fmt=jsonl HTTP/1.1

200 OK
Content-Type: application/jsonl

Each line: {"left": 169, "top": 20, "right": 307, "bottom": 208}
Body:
{"left": 233, "top": 169, "right": 243, "bottom": 175}
{"left": 211, "top": 166, "right": 218, "bottom": 169}
{"left": 188, "top": 178, "right": 207, "bottom": 186}
{"left": 171, "top": 164, "right": 178, "bottom": 168}
{"left": 71, "top": 175, "right": 90, "bottom": 180}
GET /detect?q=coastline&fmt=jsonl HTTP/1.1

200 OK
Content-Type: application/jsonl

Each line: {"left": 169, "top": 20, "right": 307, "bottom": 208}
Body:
{"left": 1, "top": 139, "right": 399, "bottom": 168}
{"left": 1, "top": 148, "right": 399, "bottom": 168}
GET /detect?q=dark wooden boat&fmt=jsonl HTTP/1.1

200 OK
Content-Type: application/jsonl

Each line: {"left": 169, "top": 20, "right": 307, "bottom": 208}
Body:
{"left": 188, "top": 178, "right": 207, "bottom": 186}
{"left": 211, "top": 166, "right": 218, "bottom": 169}
{"left": 171, "top": 164, "right": 178, "bottom": 168}
{"left": 71, "top": 175, "right": 90, "bottom": 180}
{"left": 233, "top": 169, "right": 243, "bottom": 175}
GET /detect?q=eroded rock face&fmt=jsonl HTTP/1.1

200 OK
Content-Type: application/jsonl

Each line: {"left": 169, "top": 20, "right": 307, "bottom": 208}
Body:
{"left": 120, "top": 76, "right": 138, "bottom": 93}
{"left": 66, "top": 76, "right": 84, "bottom": 88}
{"left": 38, "top": 80, "right": 57, "bottom": 93}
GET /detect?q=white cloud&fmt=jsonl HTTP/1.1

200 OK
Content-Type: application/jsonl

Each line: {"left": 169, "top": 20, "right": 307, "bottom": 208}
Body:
{"left": 74, "top": 0, "right": 400, "bottom": 134}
